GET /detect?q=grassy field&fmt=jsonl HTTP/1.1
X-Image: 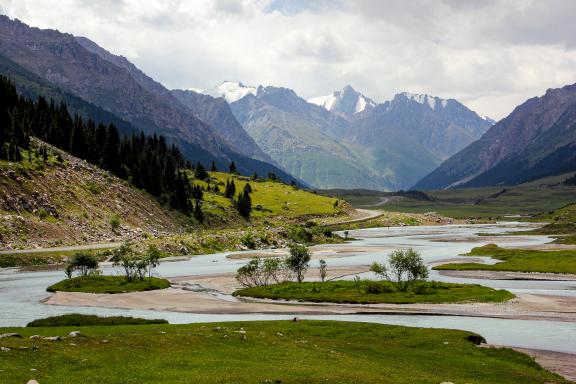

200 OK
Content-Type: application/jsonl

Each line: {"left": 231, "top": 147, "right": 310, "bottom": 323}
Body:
{"left": 234, "top": 280, "right": 514, "bottom": 304}
{"left": 326, "top": 179, "right": 576, "bottom": 219}
{"left": 434, "top": 244, "right": 576, "bottom": 274}
{"left": 46, "top": 275, "right": 170, "bottom": 294}
{"left": 27, "top": 314, "right": 168, "bottom": 327}
{"left": 0, "top": 321, "right": 567, "bottom": 383}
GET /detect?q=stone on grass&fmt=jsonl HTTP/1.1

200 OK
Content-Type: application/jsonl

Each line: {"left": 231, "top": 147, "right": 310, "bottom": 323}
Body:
{"left": 0, "top": 332, "right": 21, "bottom": 338}
{"left": 68, "top": 331, "right": 83, "bottom": 337}
{"left": 43, "top": 336, "right": 62, "bottom": 341}
{"left": 0, "top": 347, "right": 11, "bottom": 352}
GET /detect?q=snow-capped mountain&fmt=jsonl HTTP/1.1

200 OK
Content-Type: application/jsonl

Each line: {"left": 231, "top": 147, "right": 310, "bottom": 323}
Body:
{"left": 399, "top": 92, "right": 448, "bottom": 110}
{"left": 308, "top": 85, "right": 377, "bottom": 118}
{"left": 208, "top": 81, "right": 258, "bottom": 103}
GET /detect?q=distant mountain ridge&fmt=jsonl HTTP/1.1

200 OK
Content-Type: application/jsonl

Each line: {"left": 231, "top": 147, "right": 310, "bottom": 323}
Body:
{"left": 414, "top": 83, "right": 576, "bottom": 190}
{"left": 209, "top": 81, "right": 492, "bottom": 190}
{"left": 0, "top": 15, "right": 298, "bottom": 183}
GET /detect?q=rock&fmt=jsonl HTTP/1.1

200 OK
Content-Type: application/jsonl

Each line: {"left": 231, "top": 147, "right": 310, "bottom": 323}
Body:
{"left": 29, "top": 335, "right": 40, "bottom": 339}
{"left": 467, "top": 335, "right": 486, "bottom": 345}
{"left": 213, "top": 327, "right": 222, "bottom": 332}
{"left": 0, "top": 347, "right": 11, "bottom": 352}
{"left": 292, "top": 317, "right": 299, "bottom": 322}
{"left": 43, "top": 336, "right": 62, "bottom": 341}
{"left": 68, "top": 331, "right": 83, "bottom": 337}
{"left": 0, "top": 332, "right": 22, "bottom": 338}
{"left": 101, "top": 340, "right": 108, "bottom": 343}
{"left": 27, "top": 380, "right": 39, "bottom": 384}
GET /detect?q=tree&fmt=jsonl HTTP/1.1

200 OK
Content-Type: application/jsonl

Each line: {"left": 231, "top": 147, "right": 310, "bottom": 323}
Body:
{"left": 286, "top": 244, "right": 311, "bottom": 283}
{"left": 235, "top": 190, "right": 252, "bottom": 219}
{"left": 193, "top": 200, "right": 204, "bottom": 223}
{"left": 369, "top": 249, "right": 429, "bottom": 292}
{"left": 224, "top": 179, "right": 236, "bottom": 198}
{"left": 243, "top": 183, "right": 252, "bottom": 193}
{"left": 251, "top": 172, "right": 258, "bottom": 181}
{"left": 67, "top": 252, "right": 99, "bottom": 277}
{"left": 319, "top": 259, "right": 327, "bottom": 282}
{"left": 210, "top": 161, "right": 217, "bottom": 172}
{"left": 112, "top": 242, "right": 139, "bottom": 282}
{"left": 229, "top": 161, "right": 237, "bottom": 174}
{"left": 146, "top": 245, "right": 161, "bottom": 281}
{"left": 235, "top": 257, "right": 285, "bottom": 287}
{"left": 195, "top": 162, "right": 209, "bottom": 180}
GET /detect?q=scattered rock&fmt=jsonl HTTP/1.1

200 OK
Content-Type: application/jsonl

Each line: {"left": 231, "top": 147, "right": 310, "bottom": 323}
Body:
{"left": 234, "top": 330, "right": 246, "bottom": 334}
{"left": 27, "top": 380, "right": 39, "bottom": 384}
{"left": 0, "top": 347, "right": 11, "bottom": 352}
{"left": 29, "top": 335, "right": 40, "bottom": 339}
{"left": 101, "top": 340, "right": 108, "bottom": 343}
{"left": 213, "top": 327, "right": 222, "bottom": 332}
{"left": 68, "top": 331, "right": 83, "bottom": 338}
{"left": 0, "top": 332, "right": 22, "bottom": 338}
{"left": 292, "top": 317, "right": 299, "bottom": 322}
{"left": 43, "top": 336, "right": 62, "bottom": 341}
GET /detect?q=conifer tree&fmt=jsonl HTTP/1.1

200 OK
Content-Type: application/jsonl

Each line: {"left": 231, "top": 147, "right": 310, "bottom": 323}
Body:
{"left": 195, "top": 162, "right": 209, "bottom": 180}
{"left": 229, "top": 161, "right": 237, "bottom": 174}
{"left": 210, "top": 161, "right": 217, "bottom": 172}
{"left": 224, "top": 179, "right": 236, "bottom": 198}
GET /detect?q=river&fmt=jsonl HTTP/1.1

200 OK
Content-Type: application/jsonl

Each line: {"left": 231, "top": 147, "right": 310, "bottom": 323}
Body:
{"left": 1, "top": 222, "right": 575, "bottom": 354}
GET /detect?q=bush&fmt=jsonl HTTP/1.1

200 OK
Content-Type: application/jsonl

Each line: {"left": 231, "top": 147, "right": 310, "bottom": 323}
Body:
{"left": 109, "top": 214, "right": 121, "bottom": 231}
{"left": 235, "top": 257, "right": 289, "bottom": 287}
{"left": 370, "top": 249, "right": 429, "bottom": 292}
{"left": 286, "top": 244, "right": 311, "bottom": 283}
{"left": 364, "top": 282, "right": 394, "bottom": 294}
{"left": 37, "top": 207, "right": 48, "bottom": 220}
{"left": 240, "top": 234, "right": 256, "bottom": 249}
{"left": 27, "top": 314, "right": 168, "bottom": 327}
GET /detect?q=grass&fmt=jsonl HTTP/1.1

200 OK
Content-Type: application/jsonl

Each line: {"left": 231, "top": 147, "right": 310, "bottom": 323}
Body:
{"left": 46, "top": 275, "right": 170, "bottom": 294}
{"left": 196, "top": 172, "right": 344, "bottom": 220}
{"left": 0, "top": 320, "right": 567, "bottom": 383}
{"left": 434, "top": 243, "right": 576, "bottom": 274}
{"left": 330, "top": 181, "right": 576, "bottom": 219}
{"left": 234, "top": 280, "right": 514, "bottom": 304}
{"left": 0, "top": 248, "right": 112, "bottom": 268}
{"left": 27, "top": 314, "right": 168, "bottom": 327}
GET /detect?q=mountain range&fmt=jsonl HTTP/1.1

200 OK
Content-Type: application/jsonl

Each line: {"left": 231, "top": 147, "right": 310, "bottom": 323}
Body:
{"left": 0, "top": 15, "right": 297, "bottom": 183}
{"left": 193, "top": 81, "right": 493, "bottom": 189}
{"left": 3, "top": 15, "right": 536, "bottom": 192}
{"left": 414, "top": 83, "right": 576, "bottom": 190}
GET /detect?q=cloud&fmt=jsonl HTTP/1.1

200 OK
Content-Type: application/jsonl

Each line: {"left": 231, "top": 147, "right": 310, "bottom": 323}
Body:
{"left": 2, "top": 0, "right": 576, "bottom": 119}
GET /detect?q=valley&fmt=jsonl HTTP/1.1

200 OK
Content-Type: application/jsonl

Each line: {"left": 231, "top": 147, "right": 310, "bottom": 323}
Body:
{"left": 1, "top": 7, "right": 576, "bottom": 384}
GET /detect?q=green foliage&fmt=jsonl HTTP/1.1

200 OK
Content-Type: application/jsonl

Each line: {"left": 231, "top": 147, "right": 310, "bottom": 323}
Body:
{"left": 84, "top": 180, "right": 101, "bottom": 194}
{"left": 46, "top": 275, "right": 170, "bottom": 294}
{"left": 66, "top": 252, "right": 100, "bottom": 277}
{"left": 235, "top": 280, "right": 514, "bottom": 304}
{"left": 26, "top": 314, "right": 167, "bottom": 327}
{"left": 235, "top": 189, "right": 252, "bottom": 219}
{"left": 109, "top": 214, "right": 121, "bottom": 231}
{"left": 370, "top": 249, "right": 429, "bottom": 291}
{"left": 286, "top": 243, "right": 311, "bottom": 283}
{"left": 0, "top": 321, "right": 564, "bottom": 384}
{"left": 235, "top": 257, "right": 288, "bottom": 287}
{"left": 434, "top": 243, "right": 576, "bottom": 274}
{"left": 36, "top": 207, "right": 48, "bottom": 220}
{"left": 319, "top": 259, "right": 327, "bottom": 282}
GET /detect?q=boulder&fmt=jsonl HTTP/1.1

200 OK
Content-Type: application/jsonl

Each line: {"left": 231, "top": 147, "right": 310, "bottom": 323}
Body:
{"left": 467, "top": 335, "right": 487, "bottom": 345}
{"left": 0, "top": 332, "right": 22, "bottom": 338}
{"left": 43, "top": 336, "right": 63, "bottom": 341}
{"left": 68, "top": 331, "right": 83, "bottom": 338}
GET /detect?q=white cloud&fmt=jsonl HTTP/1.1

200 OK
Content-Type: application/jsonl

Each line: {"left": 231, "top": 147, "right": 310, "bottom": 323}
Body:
{"left": 2, "top": 0, "right": 576, "bottom": 119}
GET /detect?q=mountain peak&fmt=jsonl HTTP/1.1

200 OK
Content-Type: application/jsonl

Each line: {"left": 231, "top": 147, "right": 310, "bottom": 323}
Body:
{"left": 396, "top": 92, "right": 449, "bottom": 110}
{"left": 308, "top": 85, "right": 376, "bottom": 117}
{"left": 209, "top": 81, "right": 258, "bottom": 103}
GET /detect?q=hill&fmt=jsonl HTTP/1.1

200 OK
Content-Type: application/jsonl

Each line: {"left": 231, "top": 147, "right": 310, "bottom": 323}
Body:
{"left": 415, "top": 82, "right": 576, "bottom": 189}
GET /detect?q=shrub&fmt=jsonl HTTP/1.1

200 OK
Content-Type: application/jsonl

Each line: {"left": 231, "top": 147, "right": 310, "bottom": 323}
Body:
{"left": 240, "top": 234, "right": 256, "bottom": 249}
{"left": 27, "top": 314, "right": 168, "bottom": 327}
{"left": 235, "top": 257, "right": 288, "bottom": 287}
{"left": 370, "top": 249, "right": 429, "bottom": 292}
{"left": 286, "top": 244, "right": 311, "bottom": 283}
{"left": 109, "top": 214, "right": 121, "bottom": 232}
{"left": 37, "top": 207, "right": 48, "bottom": 220}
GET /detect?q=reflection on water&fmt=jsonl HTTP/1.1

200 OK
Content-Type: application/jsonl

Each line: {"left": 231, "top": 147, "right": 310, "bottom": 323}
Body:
{"left": 1, "top": 222, "right": 575, "bottom": 353}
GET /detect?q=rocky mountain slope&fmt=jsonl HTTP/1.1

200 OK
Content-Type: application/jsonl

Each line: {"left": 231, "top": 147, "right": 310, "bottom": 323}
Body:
{"left": 414, "top": 83, "right": 576, "bottom": 190}
{"left": 171, "top": 89, "right": 273, "bottom": 164}
{"left": 0, "top": 140, "right": 187, "bottom": 250}
{"left": 0, "top": 16, "right": 295, "bottom": 182}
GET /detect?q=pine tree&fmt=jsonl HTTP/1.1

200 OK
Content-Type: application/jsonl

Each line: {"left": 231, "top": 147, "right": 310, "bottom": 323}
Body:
{"left": 235, "top": 190, "right": 252, "bottom": 219}
{"left": 193, "top": 200, "right": 204, "bottom": 223}
{"left": 224, "top": 179, "right": 236, "bottom": 198}
{"left": 195, "top": 162, "right": 209, "bottom": 180}
{"left": 210, "top": 161, "right": 217, "bottom": 172}
{"left": 244, "top": 183, "right": 252, "bottom": 193}
{"left": 229, "top": 161, "right": 237, "bottom": 174}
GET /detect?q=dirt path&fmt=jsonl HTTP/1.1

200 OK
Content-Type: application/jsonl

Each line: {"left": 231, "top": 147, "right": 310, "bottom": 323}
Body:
{"left": 0, "top": 242, "right": 122, "bottom": 255}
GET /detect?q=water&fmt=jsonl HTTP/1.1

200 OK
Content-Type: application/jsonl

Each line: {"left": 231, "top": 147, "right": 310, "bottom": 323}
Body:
{"left": 1, "top": 222, "right": 575, "bottom": 353}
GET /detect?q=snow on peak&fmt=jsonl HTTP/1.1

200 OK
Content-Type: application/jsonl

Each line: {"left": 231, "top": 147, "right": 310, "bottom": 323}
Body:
{"left": 211, "top": 81, "right": 257, "bottom": 103}
{"left": 400, "top": 92, "right": 448, "bottom": 110}
{"left": 308, "top": 94, "right": 337, "bottom": 110}
{"left": 308, "top": 85, "right": 376, "bottom": 114}
{"left": 186, "top": 87, "right": 206, "bottom": 94}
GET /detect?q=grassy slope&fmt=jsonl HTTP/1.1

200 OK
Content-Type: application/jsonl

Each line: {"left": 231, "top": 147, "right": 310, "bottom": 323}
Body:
{"left": 434, "top": 244, "right": 576, "bottom": 274}
{"left": 0, "top": 321, "right": 566, "bottom": 384}
{"left": 46, "top": 275, "right": 170, "bottom": 294}
{"left": 0, "top": 141, "right": 187, "bottom": 250}
{"left": 234, "top": 281, "right": 514, "bottom": 304}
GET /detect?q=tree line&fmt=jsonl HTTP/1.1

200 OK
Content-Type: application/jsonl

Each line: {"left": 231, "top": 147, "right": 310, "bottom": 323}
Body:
{"left": 0, "top": 76, "right": 198, "bottom": 215}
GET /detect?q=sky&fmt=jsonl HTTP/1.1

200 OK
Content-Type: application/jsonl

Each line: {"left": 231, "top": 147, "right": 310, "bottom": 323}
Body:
{"left": 2, "top": 0, "right": 576, "bottom": 120}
